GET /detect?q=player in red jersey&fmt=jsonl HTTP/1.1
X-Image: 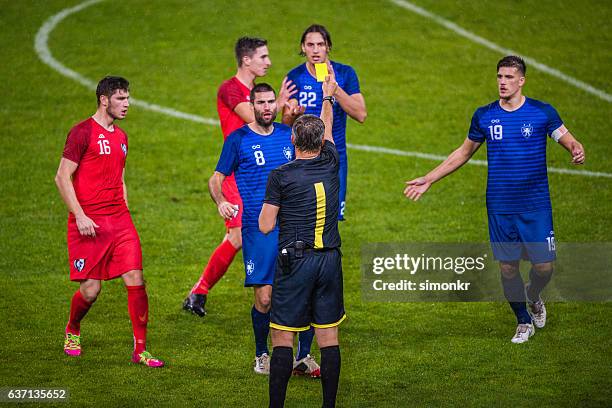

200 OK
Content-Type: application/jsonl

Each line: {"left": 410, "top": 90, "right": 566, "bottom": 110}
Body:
{"left": 184, "top": 37, "right": 300, "bottom": 316}
{"left": 55, "top": 76, "right": 164, "bottom": 367}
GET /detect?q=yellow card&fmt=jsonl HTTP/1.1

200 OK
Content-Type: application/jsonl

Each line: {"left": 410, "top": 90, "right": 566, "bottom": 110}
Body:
{"left": 315, "top": 63, "right": 328, "bottom": 82}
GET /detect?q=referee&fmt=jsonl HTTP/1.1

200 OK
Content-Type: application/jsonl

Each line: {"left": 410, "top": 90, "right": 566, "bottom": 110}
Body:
{"left": 259, "top": 68, "right": 344, "bottom": 408}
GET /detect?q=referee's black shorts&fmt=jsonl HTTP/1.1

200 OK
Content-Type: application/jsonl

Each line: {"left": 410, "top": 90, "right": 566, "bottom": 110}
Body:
{"left": 270, "top": 248, "right": 346, "bottom": 331}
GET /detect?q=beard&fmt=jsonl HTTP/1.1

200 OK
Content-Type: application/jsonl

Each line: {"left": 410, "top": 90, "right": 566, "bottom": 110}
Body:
{"left": 106, "top": 105, "right": 124, "bottom": 120}
{"left": 254, "top": 109, "right": 277, "bottom": 127}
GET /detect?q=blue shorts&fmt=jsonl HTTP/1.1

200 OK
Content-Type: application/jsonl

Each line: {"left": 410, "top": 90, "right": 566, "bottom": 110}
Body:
{"left": 488, "top": 209, "right": 556, "bottom": 264}
{"left": 242, "top": 227, "right": 278, "bottom": 286}
{"left": 338, "top": 154, "right": 347, "bottom": 221}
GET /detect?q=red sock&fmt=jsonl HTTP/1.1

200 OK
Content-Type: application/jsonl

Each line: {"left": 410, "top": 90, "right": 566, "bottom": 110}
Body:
{"left": 127, "top": 285, "right": 148, "bottom": 354}
{"left": 66, "top": 290, "right": 93, "bottom": 334}
{"left": 191, "top": 239, "right": 239, "bottom": 295}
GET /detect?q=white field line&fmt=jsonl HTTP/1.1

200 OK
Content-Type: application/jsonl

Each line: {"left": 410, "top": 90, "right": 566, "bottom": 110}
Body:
{"left": 34, "top": 0, "right": 217, "bottom": 126}
{"left": 390, "top": 0, "right": 612, "bottom": 103}
{"left": 34, "top": 0, "right": 612, "bottom": 179}
{"left": 347, "top": 144, "right": 612, "bottom": 178}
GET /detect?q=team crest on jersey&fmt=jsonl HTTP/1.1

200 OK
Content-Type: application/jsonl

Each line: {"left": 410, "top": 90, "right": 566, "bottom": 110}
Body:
{"left": 521, "top": 124, "right": 533, "bottom": 139}
{"left": 246, "top": 259, "right": 255, "bottom": 275}
{"left": 98, "top": 134, "right": 105, "bottom": 139}
{"left": 283, "top": 146, "right": 293, "bottom": 160}
{"left": 73, "top": 258, "right": 85, "bottom": 272}
{"left": 121, "top": 143, "right": 127, "bottom": 156}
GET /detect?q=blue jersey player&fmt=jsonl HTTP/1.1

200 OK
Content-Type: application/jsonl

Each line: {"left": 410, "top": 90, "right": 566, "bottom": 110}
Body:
{"left": 209, "top": 83, "right": 319, "bottom": 375}
{"left": 282, "top": 24, "right": 367, "bottom": 221}
{"left": 405, "top": 56, "right": 585, "bottom": 344}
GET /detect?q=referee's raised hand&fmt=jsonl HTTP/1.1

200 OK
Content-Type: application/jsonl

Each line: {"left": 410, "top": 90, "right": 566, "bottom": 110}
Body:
{"left": 323, "top": 61, "right": 338, "bottom": 96}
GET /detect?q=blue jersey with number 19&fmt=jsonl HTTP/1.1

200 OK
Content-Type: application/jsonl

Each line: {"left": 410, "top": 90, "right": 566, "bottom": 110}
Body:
{"left": 216, "top": 123, "right": 294, "bottom": 227}
{"left": 467, "top": 97, "right": 564, "bottom": 215}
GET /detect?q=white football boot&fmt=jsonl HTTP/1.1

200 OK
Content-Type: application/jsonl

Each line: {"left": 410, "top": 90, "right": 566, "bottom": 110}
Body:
{"left": 254, "top": 353, "right": 270, "bottom": 375}
{"left": 511, "top": 323, "right": 535, "bottom": 344}
{"left": 292, "top": 354, "right": 321, "bottom": 378}
{"left": 528, "top": 299, "right": 547, "bottom": 329}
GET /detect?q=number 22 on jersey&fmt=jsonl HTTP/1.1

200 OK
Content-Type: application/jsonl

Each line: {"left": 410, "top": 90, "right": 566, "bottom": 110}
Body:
{"left": 299, "top": 91, "right": 317, "bottom": 108}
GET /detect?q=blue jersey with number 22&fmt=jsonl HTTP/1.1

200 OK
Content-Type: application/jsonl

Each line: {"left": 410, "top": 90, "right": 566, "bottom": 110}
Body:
{"left": 286, "top": 61, "right": 360, "bottom": 157}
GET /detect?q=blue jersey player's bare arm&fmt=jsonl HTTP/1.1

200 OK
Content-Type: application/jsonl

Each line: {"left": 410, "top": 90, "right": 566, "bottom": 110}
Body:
{"left": 404, "top": 138, "right": 482, "bottom": 201}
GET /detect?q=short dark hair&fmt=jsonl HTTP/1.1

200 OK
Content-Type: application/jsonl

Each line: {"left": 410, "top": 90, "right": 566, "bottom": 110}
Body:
{"left": 250, "top": 83, "right": 275, "bottom": 102}
{"left": 292, "top": 114, "right": 325, "bottom": 152}
{"left": 96, "top": 76, "right": 129, "bottom": 106}
{"left": 299, "top": 24, "right": 332, "bottom": 56}
{"left": 235, "top": 37, "right": 267, "bottom": 67}
{"left": 497, "top": 55, "right": 526, "bottom": 76}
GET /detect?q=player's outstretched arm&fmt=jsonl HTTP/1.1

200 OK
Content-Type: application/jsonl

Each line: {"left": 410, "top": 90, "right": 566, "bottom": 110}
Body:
{"left": 557, "top": 130, "right": 585, "bottom": 165}
{"left": 404, "top": 138, "right": 481, "bottom": 201}
{"left": 208, "top": 171, "right": 237, "bottom": 220}
{"left": 55, "top": 158, "right": 99, "bottom": 236}
{"left": 259, "top": 203, "right": 279, "bottom": 234}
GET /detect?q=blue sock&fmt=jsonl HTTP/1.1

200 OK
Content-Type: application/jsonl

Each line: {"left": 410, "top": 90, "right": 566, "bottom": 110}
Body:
{"left": 296, "top": 326, "right": 315, "bottom": 360}
{"left": 501, "top": 273, "right": 532, "bottom": 324}
{"left": 251, "top": 306, "right": 270, "bottom": 357}
{"left": 526, "top": 267, "right": 553, "bottom": 302}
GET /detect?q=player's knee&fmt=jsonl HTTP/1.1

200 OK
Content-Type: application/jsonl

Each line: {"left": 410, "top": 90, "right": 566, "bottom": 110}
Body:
{"left": 227, "top": 228, "right": 242, "bottom": 250}
{"left": 254, "top": 284, "right": 272, "bottom": 311}
{"left": 122, "top": 270, "right": 144, "bottom": 286}
{"left": 255, "top": 295, "right": 271, "bottom": 312}
{"left": 499, "top": 262, "right": 519, "bottom": 279}
{"left": 532, "top": 262, "right": 553, "bottom": 276}
{"left": 271, "top": 329, "right": 294, "bottom": 348}
{"left": 315, "top": 327, "right": 339, "bottom": 348}
{"left": 80, "top": 285, "right": 100, "bottom": 303}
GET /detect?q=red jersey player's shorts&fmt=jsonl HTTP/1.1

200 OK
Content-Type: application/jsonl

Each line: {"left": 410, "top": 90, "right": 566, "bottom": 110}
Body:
{"left": 67, "top": 209, "right": 142, "bottom": 281}
{"left": 222, "top": 173, "right": 243, "bottom": 229}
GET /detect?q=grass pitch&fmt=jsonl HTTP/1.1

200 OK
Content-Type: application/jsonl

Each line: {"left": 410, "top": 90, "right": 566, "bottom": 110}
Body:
{"left": 1, "top": 0, "right": 611, "bottom": 406}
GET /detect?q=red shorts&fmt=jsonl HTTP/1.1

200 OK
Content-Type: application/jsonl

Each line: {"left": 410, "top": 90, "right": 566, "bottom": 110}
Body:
{"left": 67, "top": 210, "right": 142, "bottom": 281}
{"left": 222, "top": 173, "right": 243, "bottom": 229}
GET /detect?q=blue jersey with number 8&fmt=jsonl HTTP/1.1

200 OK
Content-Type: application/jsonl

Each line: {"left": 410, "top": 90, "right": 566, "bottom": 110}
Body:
{"left": 216, "top": 123, "right": 294, "bottom": 227}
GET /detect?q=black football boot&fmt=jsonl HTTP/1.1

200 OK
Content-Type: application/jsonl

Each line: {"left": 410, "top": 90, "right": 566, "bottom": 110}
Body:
{"left": 183, "top": 293, "right": 207, "bottom": 317}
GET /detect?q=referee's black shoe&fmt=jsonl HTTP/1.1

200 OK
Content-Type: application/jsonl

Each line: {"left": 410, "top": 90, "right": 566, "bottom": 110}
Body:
{"left": 183, "top": 293, "right": 207, "bottom": 317}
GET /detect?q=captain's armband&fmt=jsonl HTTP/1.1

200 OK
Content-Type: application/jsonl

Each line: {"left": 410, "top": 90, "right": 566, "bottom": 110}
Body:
{"left": 551, "top": 125, "right": 568, "bottom": 142}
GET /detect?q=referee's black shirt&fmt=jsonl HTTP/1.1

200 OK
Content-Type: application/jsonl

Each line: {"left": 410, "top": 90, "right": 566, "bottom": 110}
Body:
{"left": 264, "top": 141, "right": 341, "bottom": 250}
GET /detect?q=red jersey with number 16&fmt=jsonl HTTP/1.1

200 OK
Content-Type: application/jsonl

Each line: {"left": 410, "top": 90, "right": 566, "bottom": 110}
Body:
{"left": 217, "top": 76, "right": 251, "bottom": 138}
{"left": 62, "top": 117, "right": 128, "bottom": 216}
